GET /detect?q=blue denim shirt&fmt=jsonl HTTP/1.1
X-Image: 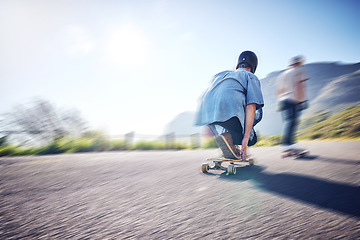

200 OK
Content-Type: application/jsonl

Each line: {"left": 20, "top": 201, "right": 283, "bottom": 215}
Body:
{"left": 195, "top": 68, "right": 264, "bottom": 138}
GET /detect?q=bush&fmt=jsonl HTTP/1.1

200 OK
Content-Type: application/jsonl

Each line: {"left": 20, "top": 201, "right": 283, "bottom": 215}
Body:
{"left": 0, "top": 146, "right": 19, "bottom": 157}
{"left": 36, "top": 141, "right": 65, "bottom": 155}
{"left": 310, "top": 133, "right": 323, "bottom": 139}
{"left": 0, "top": 136, "right": 8, "bottom": 147}
{"left": 172, "top": 142, "right": 188, "bottom": 150}
{"left": 255, "top": 135, "right": 281, "bottom": 146}
{"left": 71, "top": 138, "right": 97, "bottom": 153}
{"left": 92, "top": 139, "right": 111, "bottom": 152}
{"left": 109, "top": 140, "right": 128, "bottom": 151}
{"left": 349, "top": 124, "right": 360, "bottom": 138}
{"left": 202, "top": 138, "right": 217, "bottom": 148}
{"left": 131, "top": 141, "right": 166, "bottom": 150}
{"left": 129, "top": 141, "right": 189, "bottom": 150}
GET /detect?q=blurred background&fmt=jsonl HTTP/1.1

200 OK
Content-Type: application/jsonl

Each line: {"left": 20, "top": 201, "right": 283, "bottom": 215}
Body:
{"left": 1, "top": 0, "right": 359, "bottom": 151}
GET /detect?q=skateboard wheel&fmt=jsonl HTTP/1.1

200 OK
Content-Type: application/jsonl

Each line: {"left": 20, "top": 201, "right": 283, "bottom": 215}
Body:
{"left": 227, "top": 164, "right": 236, "bottom": 175}
{"left": 248, "top": 158, "right": 255, "bottom": 165}
{"left": 201, "top": 163, "right": 209, "bottom": 173}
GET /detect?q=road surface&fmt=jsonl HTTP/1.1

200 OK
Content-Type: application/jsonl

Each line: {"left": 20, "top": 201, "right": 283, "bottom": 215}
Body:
{"left": 1, "top": 141, "right": 359, "bottom": 239}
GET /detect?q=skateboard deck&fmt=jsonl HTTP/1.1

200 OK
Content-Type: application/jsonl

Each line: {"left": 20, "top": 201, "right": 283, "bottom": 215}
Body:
{"left": 201, "top": 156, "right": 254, "bottom": 175}
{"left": 281, "top": 149, "right": 309, "bottom": 159}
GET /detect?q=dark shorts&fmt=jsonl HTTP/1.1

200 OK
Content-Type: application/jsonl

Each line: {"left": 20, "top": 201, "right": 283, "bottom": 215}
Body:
{"left": 212, "top": 117, "right": 257, "bottom": 146}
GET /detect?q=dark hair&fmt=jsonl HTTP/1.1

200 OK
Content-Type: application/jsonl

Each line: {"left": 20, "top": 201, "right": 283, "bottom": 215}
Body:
{"left": 237, "top": 62, "right": 252, "bottom": 71}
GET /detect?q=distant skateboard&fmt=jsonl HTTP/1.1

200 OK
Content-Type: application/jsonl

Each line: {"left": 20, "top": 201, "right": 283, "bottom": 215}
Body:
{"left": 281, "top": 149, "right": 309, "bottom": 159}
{"left": 201, "top": 156, "right": 254, "bottom": 175}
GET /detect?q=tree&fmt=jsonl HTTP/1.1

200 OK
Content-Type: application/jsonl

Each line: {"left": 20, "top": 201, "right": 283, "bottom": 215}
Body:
{"left": 0, "top": 99, "right": 88, "bottom": 146}
{"left": 0, "top": 136, "right": 7, "bottom": 147}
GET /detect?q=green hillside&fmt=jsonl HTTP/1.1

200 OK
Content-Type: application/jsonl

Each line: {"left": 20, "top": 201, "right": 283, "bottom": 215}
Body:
{"left": 299, "top": 104, "right": 360, "bottom": 140}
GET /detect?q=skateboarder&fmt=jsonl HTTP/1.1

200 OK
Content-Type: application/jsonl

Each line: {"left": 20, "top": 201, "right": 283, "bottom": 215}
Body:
{"left": 195, "top": 51, "right": 264, "bottom": 160}
{"left": 276, "top": 55, "right": 310, "bottom": 153}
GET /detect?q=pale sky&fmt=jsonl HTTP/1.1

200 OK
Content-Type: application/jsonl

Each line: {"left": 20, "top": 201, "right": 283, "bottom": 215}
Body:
{"left": 1, "top": 0, "right": 359, "bottom": 135}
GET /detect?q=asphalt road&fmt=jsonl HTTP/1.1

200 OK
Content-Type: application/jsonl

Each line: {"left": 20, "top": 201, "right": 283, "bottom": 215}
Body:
{"left": 1, "top": 141, "right": 359, "bottom": 239}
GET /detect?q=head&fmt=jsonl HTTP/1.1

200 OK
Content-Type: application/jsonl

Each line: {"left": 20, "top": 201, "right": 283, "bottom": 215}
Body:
{"left": 289, "top": 55, "right": 305, "bottom": 68}
{"left": 236, "top": 51, "right": 258, "bottom": 73}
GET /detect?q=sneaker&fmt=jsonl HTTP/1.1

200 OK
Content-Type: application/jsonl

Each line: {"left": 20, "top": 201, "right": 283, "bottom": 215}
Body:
{"left": 288, "top": 144, "right": 306, "bottom": 154}
{"left": 281, "top": 145, "right": 292, "bottom": 152}
{"left": 215, "top": 132, "right": 240, "bottom": 159}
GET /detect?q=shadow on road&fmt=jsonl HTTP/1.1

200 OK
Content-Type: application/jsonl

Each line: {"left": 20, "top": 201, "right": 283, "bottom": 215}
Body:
{"left": 316, "top": 157, "right": 360, "bottom": 165}
{"left": 292, "top": 155, "right": 319, "bottom": 161}
{"left": 292, "top": 155, "right": 360, "bottom": 166}
{"left": 220, "top": 166, "right": 360, "bottom": 218}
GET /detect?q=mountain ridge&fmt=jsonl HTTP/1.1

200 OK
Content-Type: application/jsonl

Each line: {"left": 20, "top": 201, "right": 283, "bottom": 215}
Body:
{"left": 164, "top": 62, "right": 360, "bottom": 136}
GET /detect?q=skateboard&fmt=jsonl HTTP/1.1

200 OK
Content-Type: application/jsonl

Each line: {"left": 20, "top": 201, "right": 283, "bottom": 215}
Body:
{"left": 281, "top": 149, "right": 309, "bottom": 159}
{"left": 201, "top": 156, "right": 254, "bottom": 175}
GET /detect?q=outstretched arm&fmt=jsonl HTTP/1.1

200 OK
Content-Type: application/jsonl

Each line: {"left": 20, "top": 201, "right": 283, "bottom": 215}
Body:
{"left": 240, "top": 103, "right": 256, "bottom": 160}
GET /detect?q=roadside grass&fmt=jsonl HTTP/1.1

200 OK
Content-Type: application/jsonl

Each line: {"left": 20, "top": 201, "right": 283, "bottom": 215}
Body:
{"left": 298, "top": 104, "right": 360, "bottom": 140}
{"left": 201, "top": 135, "right": 282, "bottom": 148}
{"left": 0, "top": 134, "right": 357, "bottom": 157}
{"left": 256, "top": 135, "right": 282, "bottom": 147}
{"left": 130, "top": 141, "right": 190, "bottom": 150}
{"left": 0, "top": 138, "right": 197, "bottom": 157}
{"left": 1, "top": 105, "right": 358, "bottom": 157}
